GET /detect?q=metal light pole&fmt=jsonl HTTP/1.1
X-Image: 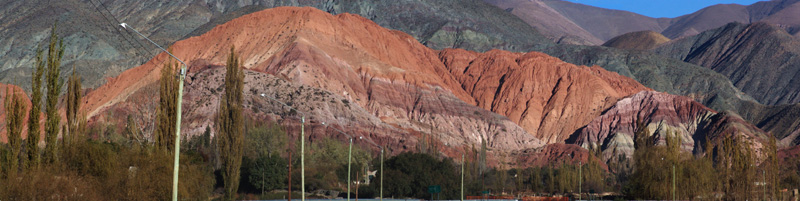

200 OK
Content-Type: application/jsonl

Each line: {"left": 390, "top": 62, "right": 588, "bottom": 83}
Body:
{"left": 322, "top": 122, "right": 354, "bottom": 201}
{"left": 359, "top": 136, "right": 383, "bottom": 201}
{"left": 380, "top": 147, "right": 383, "bottom": 201}
{"left": 461, "top": 154, "right": 465, "bottom": 201}
{"left": 673, "top": 164, "right": 676, "bottom": 201}
{"left": 578, "top": 161, "right": 581, "bottom": 201}
{"left": 301, "top": 116, "right": 305, "bottom": 201}
{"left": 260, "top": 93, "right": 306, "bottom": 201}
{"left": 120, "top": 23, "right": 187, "bottom": 201}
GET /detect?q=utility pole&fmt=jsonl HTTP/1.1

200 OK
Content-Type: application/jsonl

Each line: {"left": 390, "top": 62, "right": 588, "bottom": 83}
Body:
{"left": 301, "top": 116, "right": 305, "bottom": 201}
{"left": 120, "top": 23, "right": 187, "bottom": 201}
{"left": 461, "top": 154, "right": 465, "bottom": 201}
{"left": 286, "top": 151, "right": 293, "bottom": 201}
{"left": 380, "top": 148, "right": 384, "bottom": 201}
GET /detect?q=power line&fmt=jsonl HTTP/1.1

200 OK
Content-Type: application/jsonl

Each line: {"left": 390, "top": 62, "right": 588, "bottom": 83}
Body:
{"left": 98, "top": 0, "right": 155, "bottom": 61}
{"left": 86, "top": 0, "right": 152, "bottom": 63}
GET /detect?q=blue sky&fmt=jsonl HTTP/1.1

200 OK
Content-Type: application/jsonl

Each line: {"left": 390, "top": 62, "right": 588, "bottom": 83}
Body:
{"left": 562, "top": 0, "right": 764, "bottom": 18}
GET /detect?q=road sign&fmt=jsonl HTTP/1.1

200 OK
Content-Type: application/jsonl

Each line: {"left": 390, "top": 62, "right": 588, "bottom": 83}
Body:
{"left": 428, "top": 185, "right": 442, "bottom": 194}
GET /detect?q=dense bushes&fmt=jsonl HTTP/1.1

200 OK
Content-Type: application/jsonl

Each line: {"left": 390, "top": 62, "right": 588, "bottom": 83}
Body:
{"left": 0, "top": 133, "right": 215, "bottom": 200}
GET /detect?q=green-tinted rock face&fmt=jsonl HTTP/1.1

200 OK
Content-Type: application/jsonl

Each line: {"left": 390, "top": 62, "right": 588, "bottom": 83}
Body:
{"left": 655, "top": 22, "right": 800, "bottom": 106}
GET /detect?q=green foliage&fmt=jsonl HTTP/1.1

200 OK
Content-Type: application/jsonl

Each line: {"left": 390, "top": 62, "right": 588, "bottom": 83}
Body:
{"left": 27, "top": 47, "right": 45, "bottom": 170}
{"left": 302, "top": 136, "right": 371, "bottom": 192}
{"left": 378, "top": 152, "right": 458, "bottom": 199}
{"left": 155, "top": 59, "right": 179, "bottom": 151}
{"left": 1, "top": 134, "right": 214, "bottom": 200}
{"left": 715, "top": 134, "right": 757, "bottom": 200}
{"left": 247, "top": 154, "right": 288, "bottom": 193}
{"left": 217, "top": 46, "right": 245, "bottom": 200}
{"left": 43, "top": 22, "right": 65, "bottom": 164}
{"left": 4, "top": 85, "right": 27, "bottom": 177}
{"left": 65, "top": 65, "right": 82, "bottom": 147}
{"left": 244, "top": 122, "right": 288, "bottom": 158}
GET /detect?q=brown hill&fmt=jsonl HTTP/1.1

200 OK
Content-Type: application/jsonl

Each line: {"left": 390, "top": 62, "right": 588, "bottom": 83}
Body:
{"left": 573, "top": 91, "right": 770, "bottom": 163}
{"left": 542, "top": 0, "right": 672, "bottom": 42}
{"left": 83, "top": 7, "right": 544, "bottom": 161}
{"left": 439, "top": 48, "right": 650, "bottom": 144}
{"left": 603, "top": 31, "right": 670, "bottom": 50}
{"left": 483, "top": 0, "right": 602, "bottom": 45}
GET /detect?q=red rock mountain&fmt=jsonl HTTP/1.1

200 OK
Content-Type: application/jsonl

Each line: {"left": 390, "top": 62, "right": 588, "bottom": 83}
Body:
{"left": 76, "top": 6, "right": 770, "bottom": 166}
{"left": 439, "top": 49, "right": 649, "bottom": 144}
{"left": 83, "top": 7, "right": 542, "bottom": 160}
{"left": 573, "top": 91, "right": 770, "bottom": 163}
{"left": 80, "top": 6, "right": 651, "bottom": 165}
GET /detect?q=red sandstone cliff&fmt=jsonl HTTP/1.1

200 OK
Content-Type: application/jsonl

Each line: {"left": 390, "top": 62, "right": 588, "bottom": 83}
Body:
{"left": 439, "top": 48, "right": 650, "bottom": 144}
{"left": 82, "top": 7, "right": 542, "bottom": 159}
{"left": 574, "top": 91, "right": 770, "bottom": 163}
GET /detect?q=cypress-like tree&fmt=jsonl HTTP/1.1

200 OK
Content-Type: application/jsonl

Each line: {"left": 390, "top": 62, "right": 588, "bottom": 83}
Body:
{"left": 155, "top": 59, "right": 179, "bottom": 151}
{"left": 65, "top": 65, "right": 82, "bottom": 147}
{"left": 43, "top": 22, "right": 65, "bottom": 164}
{"left": 217, "top": 46, "right": 245, "bottom": 200}
{"left": 4, "top": 85, "right": 28, "bottom": 177}
{"left": 26, "top": 47, "right": 45, "bottom": 169}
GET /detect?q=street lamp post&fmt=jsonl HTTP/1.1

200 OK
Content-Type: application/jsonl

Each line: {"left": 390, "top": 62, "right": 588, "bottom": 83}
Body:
{"left": 322, "top": 122, "right": 354, "bottom": 201}
{"left": 120, "top": 23, "right": 187, "bottom": 201}
{"left": 358, "top": 136, "right": 383, "bottom": 201}
{"left": 260, "top": 93, "right": 306, "bottom": 201}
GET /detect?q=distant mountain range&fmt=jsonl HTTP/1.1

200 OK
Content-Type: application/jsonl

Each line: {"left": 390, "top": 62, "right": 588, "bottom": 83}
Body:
{"left": 485, "top": 0, "right": 800, "bottom": 45}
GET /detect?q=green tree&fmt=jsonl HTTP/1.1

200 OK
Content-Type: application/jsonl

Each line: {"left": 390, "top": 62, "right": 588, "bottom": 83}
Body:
{"left": 154, "top": 59, "right": 179, "bottom": 151}
{"left": 379, "top": 152, "right": 459, "bottom": 199}
{"left": 4, "top": 85, "right": 27, "bottom": 177}
{"left": 248, "top": 154, "right": 288, "bottom": 193}
{"left": 716, "top": 134, "right": 756, "bottom": 200}
{"left": 64, "top": 65, "right": 82, "bottom": 148}
{"left": 43, "top": 22, "right": 65, "bottom": 164}
{"left": 244, "top": 122, "right": 288, "bottom": 158}
{"left": 217, "top": 46, "right": 245, "bottom": 200}
{"left": 26, "top": 48, "right": 45, "bottom": 170}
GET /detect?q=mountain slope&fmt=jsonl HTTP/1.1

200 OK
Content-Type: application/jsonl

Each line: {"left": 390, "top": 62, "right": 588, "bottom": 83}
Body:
{"left": 655, "top": 22, "right": 800, "bottom": 105}
{"left": 439, "top": 48, "right": 649, "bottom": 144}
{"left": 603, "top": 30, "right": 671, "bottom": 50}
{"left": 0, "top": 0, "right": 552, "bottom": 93}
{"left": 483, "top": 0, "right": 602, "bottom": 45}
{"left": 542, "top": 0, "right": 671, "bottom": 42}
{"left": 573, "top": 91, "right": 770, "bottom": 163}
{"left": 83, "top": 7, "right": 546, "bottom": 160}
{"left": 488, "top": 0, "right": 800, "bottom": 45}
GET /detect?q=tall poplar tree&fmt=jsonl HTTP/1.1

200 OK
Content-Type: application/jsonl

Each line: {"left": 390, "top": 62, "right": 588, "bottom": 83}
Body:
{"left": 43, "top": 22, "right": 65, "bottom": 164}
{"left": 155, "top": 59, "right": 179, "bottom": 151}
{"left": 217, "top": 46, "right": 244, "bottom": 200}
{"left": 65, "top": 65, "right": 82, "bottom": 146}
{"left": 4, "top": 85, "right": 27, "bottom": 177}
{"left": 27, "top": 48, "right": 45, "bottom": 169}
